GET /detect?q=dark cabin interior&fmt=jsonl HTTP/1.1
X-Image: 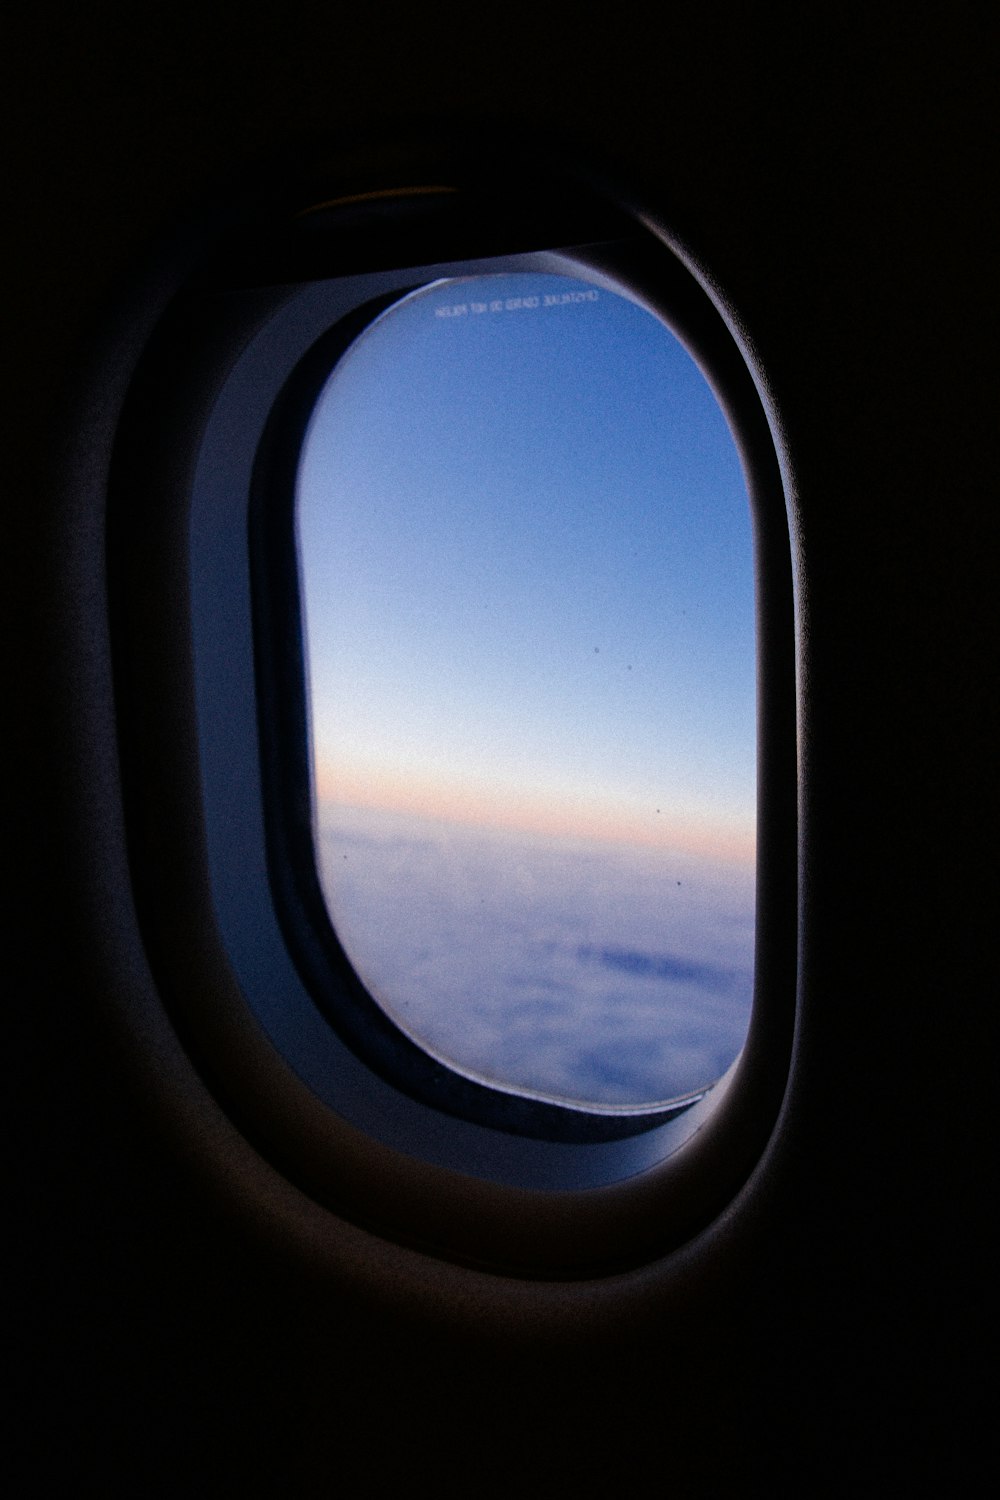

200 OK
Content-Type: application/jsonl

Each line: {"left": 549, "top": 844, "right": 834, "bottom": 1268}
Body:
{"left": 6, "top": 7, "right": 993, "bottom": 1491}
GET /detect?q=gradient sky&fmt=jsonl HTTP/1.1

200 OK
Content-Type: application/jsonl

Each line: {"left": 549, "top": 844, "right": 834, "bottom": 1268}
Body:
{"left": 297, "top": 270, "right": 756, "bottom": 864}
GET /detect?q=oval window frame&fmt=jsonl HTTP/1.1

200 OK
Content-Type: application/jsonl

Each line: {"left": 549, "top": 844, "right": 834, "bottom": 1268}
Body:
{"left": 107, "top": 146, "right": 798, "bottom": 1274}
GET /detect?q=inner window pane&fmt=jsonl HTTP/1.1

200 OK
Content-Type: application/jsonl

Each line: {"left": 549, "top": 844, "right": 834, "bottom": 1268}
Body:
{"left": 296, "top": 270, "right": 756, "bottom": 1108}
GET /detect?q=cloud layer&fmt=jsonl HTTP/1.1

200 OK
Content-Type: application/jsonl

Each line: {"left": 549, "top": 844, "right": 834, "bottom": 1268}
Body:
{"left": 317, "top": 803, "right": 755, "bottom": 1107}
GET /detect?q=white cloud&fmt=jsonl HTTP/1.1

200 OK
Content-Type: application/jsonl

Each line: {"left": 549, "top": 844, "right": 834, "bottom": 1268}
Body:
{"left": 318, "top": 805, "right": 754, "bottom": 1106}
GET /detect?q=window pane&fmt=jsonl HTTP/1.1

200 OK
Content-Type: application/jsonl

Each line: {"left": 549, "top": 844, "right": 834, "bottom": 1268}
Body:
{"left": 296, "top": 270, "right": 756, "bottom": 1107}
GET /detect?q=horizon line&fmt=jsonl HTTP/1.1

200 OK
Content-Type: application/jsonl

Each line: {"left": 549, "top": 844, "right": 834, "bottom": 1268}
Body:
{"left": 313, "top": 762, "right": 755, "bottom": 865}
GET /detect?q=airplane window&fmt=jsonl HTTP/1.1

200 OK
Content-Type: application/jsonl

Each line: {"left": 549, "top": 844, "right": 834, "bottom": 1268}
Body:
{"left": 296, "top": 269, "right": 756, "bottom": 1110}
{"left": 107, "top": 164, "right": 796, "bottom": 1248}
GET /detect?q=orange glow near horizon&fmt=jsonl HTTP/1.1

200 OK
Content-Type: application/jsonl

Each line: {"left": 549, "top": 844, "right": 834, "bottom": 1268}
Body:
{"left": 313, "top": 759, "right": 755, "bottom": 866}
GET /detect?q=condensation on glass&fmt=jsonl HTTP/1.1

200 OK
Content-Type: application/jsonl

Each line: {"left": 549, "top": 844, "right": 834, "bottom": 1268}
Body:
{"left": 296, "top": 269, "right": 757, "bottom": 1109}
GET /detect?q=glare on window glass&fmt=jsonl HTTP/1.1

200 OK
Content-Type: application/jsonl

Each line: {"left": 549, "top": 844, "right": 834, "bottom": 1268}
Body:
{"left": 296, "top": 270, "right": 756, "bottom": 1108}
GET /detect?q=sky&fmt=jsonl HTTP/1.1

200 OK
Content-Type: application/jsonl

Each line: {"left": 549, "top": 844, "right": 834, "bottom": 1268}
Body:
{"left": 297, "top": 269, "right": 756, "bottom": 864}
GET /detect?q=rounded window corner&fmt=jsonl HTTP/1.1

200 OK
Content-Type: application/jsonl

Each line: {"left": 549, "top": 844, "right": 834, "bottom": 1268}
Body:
{"left": 104, "top": 140, "right": 798, "bottom": 1277}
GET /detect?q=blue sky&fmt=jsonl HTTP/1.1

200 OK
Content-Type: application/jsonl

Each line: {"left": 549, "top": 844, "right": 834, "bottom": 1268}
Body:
{"left": 297, "top": 270, "right": 756, "bottom": 863}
